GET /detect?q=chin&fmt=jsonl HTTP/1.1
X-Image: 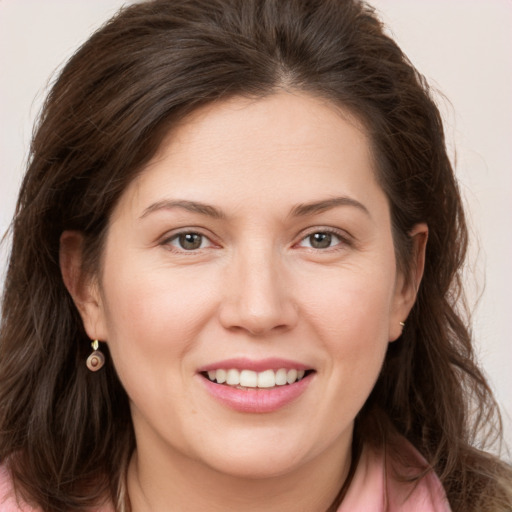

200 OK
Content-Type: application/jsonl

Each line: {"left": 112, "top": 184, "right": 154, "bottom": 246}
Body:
{"left": 190, "top": 426, "right": 326, "bottom": 480}
{"left": 205, "top": 450, "right": 306, "bottom": 480}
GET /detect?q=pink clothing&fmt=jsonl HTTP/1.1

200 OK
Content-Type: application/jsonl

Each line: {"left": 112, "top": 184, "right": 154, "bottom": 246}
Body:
{"left": 338, "top": 443, "right": 451, "bottom": 511}
{"left": 1, "top": 443, "right": 451, "bottom": 511}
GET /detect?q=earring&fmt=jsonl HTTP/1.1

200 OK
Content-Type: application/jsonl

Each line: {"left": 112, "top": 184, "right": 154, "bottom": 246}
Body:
{"left": 86, "top": 340, "right": 105, "bottom": 372}
{"left": 399, "top": 321, "right": 405, "bottom": 327}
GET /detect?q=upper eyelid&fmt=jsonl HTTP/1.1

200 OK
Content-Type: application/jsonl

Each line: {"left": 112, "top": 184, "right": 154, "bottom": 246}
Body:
{"left": 159, "top": 228, "right": 218, "bottom": 250}
{"left": 157, "top": 226, "right": 352, "bottom": 248}
{"left": 298, "top": 233, "right": 341, "bottom": 246}
{"left": 296, "top": 226, "right": 352, "bottom": 242}
{"left": 292, "top": 227, "right": 355, "bottom": 252}
{"left": 160, "top": 226, "right": 214, "bottom": 241}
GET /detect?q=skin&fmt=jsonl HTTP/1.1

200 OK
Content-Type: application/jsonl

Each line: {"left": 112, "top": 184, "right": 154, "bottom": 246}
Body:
{"left": 61, "top": 91, "right": 427, "bottom": 511}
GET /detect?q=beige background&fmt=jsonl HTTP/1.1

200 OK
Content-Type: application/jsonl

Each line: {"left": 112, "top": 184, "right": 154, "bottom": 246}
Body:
{"left": 1, "top": 0, "right": 511, "bottom": 455}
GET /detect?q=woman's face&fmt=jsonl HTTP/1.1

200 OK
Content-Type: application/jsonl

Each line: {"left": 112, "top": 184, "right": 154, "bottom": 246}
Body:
{"left": 74, "top": 92, "right": 423, "bottom": 480}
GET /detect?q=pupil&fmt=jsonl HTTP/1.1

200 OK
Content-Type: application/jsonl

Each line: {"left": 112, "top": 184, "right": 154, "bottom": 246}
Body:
{"left": 179, "top": 233, "right": 202, "bottom": 250}
{"left": 311, "top": 233, "right": 331, "bottom": 249}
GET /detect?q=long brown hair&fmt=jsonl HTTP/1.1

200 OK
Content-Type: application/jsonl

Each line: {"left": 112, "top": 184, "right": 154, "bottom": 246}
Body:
{"left": 1, "top": 1, "right": 510, "bottom": 510}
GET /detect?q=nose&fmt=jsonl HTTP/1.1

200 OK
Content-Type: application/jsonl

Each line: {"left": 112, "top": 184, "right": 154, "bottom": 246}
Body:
{"left": 218, "top": 246, "right": 298, "bottom": 336}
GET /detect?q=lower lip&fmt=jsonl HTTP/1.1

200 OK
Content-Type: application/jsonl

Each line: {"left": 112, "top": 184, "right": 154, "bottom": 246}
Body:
{"left": 199, "top": 374, "right": 313, "bottom": 413}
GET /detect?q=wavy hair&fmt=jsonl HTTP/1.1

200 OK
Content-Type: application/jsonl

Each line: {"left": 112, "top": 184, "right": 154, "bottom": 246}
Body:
{"left": 1, "top": 0, "right": 510, "bottom": 510}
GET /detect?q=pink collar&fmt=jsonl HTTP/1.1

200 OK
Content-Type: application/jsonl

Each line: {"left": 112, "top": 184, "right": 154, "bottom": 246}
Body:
{"left": 338, "top": 442, "right": 451, "bottom": 511}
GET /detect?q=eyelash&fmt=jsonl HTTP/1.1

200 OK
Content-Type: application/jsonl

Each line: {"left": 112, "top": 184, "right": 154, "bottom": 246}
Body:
{"left": 160, "top": 228, "right": 351, "bottom": 253}
{"left": 161, "top": 230, "right": 216, "bottom": 252}
{"left": 295, "top": 228, "right": 351, "bottom": 251}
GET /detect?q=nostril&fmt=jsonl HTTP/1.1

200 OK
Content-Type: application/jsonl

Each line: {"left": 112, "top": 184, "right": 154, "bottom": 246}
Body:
{"left": 222, "top": 317, "right": 296, "bottom": 337}
{"left": 218, "top": 276, "right": 298, "bottom": 335}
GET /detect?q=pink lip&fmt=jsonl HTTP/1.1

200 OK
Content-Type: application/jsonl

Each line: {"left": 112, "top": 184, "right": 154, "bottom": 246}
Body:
{"left": 198, "top": 371, "right": 314, "bottom": 414}
{"left": 198, "top": 357, "right": 311, "bottom": 373}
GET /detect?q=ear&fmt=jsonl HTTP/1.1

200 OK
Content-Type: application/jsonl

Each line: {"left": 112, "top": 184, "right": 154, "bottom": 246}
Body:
{"left": 389, "top": 223, "right": 428, "bottom": 341}
{"left": 59, "top": 230, "right": 108, "bottom": 341}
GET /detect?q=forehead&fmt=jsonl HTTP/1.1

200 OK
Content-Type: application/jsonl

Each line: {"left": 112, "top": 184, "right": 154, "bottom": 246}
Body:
{"left": 113, "top": 91, "right": 385, "bottom": 220}
{"left": 155, "top": 92, "right": 371, "bottom": 169}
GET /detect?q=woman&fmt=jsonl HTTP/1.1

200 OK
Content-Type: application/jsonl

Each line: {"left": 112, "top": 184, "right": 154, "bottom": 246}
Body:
{"left": 0, "top": 0, "right": 510, "bottom": 511}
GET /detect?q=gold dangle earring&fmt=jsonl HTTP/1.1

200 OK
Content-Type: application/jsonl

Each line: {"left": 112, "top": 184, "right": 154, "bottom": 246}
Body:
{"left": 86, "top": 340, "right": 105, "bottom": 372}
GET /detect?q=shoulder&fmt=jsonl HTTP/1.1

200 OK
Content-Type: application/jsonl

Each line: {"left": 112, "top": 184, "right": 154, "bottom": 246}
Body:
{"left": 337, "top": 439, "right": 452, "bottom": 512}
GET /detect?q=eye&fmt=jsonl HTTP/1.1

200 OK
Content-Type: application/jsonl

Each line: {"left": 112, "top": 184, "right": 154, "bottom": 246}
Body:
{"left": 166, "top": 232, "right": 211, "bottom": 251}
{"left": 298, "top": 231, "right": 344, "bottom": 249}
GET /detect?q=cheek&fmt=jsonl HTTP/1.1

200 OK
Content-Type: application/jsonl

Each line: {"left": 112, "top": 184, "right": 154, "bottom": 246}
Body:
{"left": 97, "top": 263, "right": 217, "bottom": 427}
{"left": 298, "top": 260, "right": 396, "bottom": 336}
{"left": 98, "top": 257, "right": 219, "bottom": 370}
{"left": 325, "top": 287, "right": 391, "bottom": 384}
{"left": 296, "top": 260, "right": 396, "bottom": 385}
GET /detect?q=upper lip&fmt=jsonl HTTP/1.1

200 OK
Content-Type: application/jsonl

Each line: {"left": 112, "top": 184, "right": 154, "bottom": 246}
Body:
{"left": 197, "top": 357, "right": 312, "bottom": 373}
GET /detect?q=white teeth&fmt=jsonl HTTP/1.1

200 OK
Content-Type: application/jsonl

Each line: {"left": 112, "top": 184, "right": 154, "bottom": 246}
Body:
{"left": 286, "top": 369, "right": 297, "bottom": 384}
{"left": 275, "top": 368, "right": 288, "bottom": 386}
{"left": 239, "top": 370, "right": 257, "bottom": 387}
{"left": 226, "top": 369, "right": 240, "bottom": 386}
{"left": 258, "top": 369, "right": 275, "bottom": 388}
{"left": 205, "top": 368, "right": 309, "bottom": 388}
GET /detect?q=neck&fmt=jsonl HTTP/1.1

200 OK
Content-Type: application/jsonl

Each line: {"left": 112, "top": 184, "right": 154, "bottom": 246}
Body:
{"left": 126, "top": 431, "right": 353, "bottom": 512}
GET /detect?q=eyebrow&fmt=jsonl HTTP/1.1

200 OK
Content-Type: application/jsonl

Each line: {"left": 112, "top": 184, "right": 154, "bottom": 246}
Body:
{"left": 290, "top": 196, "right": 370, "bottom": 217}
{"left": 140, "top": 200, "right": 225, "bottom": 219}
{"left": 140, "top": 195, "right": 370, "bottom": 220}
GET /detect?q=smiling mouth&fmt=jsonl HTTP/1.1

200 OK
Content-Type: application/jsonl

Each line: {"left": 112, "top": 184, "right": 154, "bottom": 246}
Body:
{"left": 201, "top": 368, "right": 315, "bottom": 389}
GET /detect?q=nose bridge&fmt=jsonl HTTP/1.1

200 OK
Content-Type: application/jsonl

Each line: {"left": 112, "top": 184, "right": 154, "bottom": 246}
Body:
{"left": 220, "top": 241, "right": 296, "bottom": 335}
